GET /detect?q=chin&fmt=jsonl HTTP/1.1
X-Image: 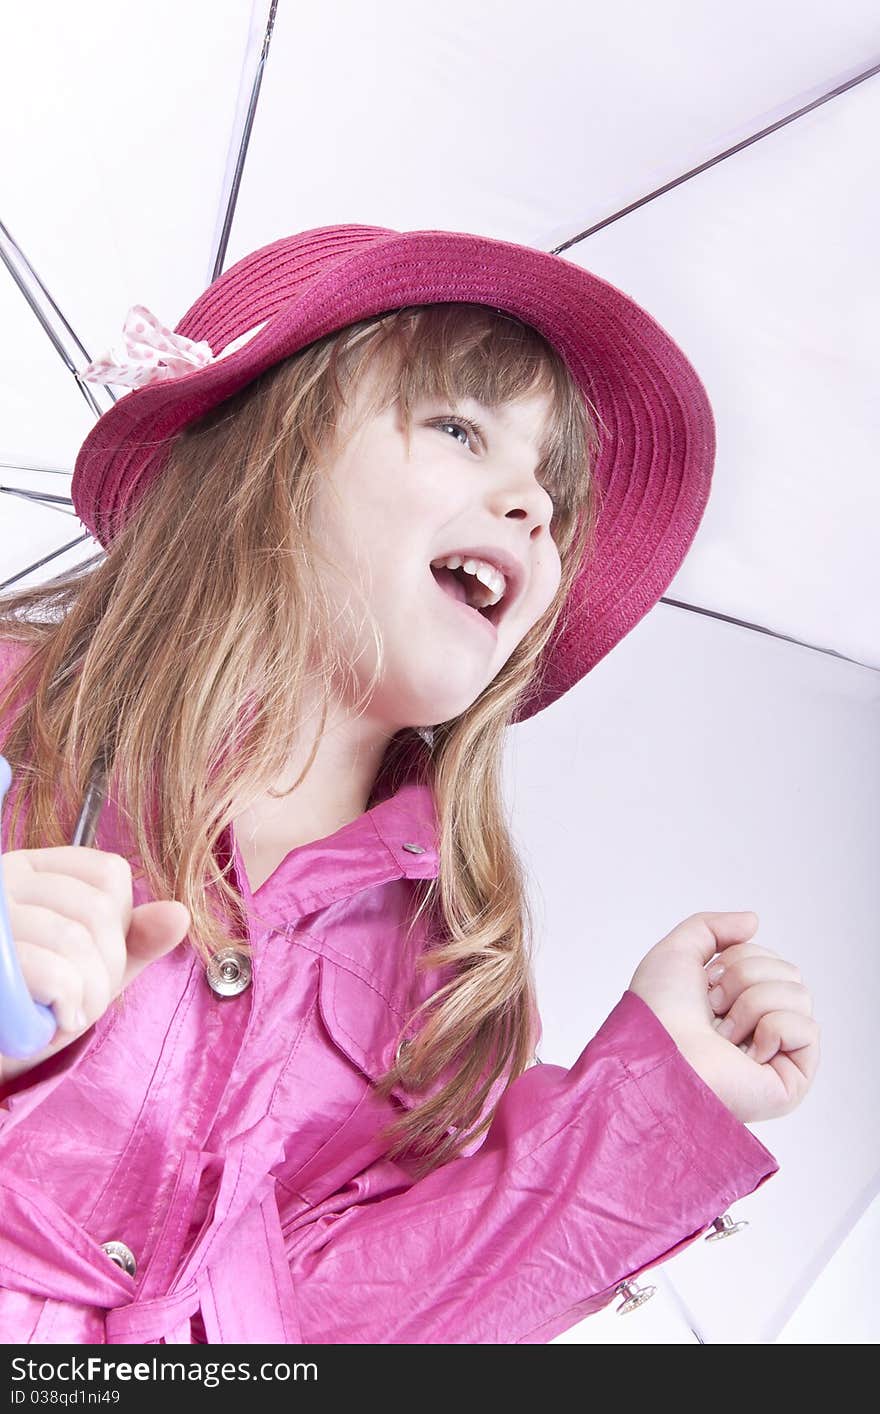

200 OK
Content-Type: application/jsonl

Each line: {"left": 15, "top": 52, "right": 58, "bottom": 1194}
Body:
{"left": 420, "top": 688, "right": 494, "bottom": 726}
{"left": 383, "top": 679, "right": 489, "bottom": 729}
{"left": 375, "top": 639, "right": 502, "bottom": 722}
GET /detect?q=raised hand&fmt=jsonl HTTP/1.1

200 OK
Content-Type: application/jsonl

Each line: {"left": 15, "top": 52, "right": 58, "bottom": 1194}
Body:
{"left": 627, "top": 911, "right": 820, "bottom": 1123}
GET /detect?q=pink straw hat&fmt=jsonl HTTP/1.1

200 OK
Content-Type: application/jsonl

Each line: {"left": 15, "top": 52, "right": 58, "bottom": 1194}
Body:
{"left": 73, "top": 222, "right": 715, "bottom": 723}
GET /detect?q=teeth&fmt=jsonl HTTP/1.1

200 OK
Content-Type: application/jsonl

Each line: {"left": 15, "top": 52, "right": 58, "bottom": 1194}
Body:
{"left": 430, "top": 553, "right": 508, "bottom": 609}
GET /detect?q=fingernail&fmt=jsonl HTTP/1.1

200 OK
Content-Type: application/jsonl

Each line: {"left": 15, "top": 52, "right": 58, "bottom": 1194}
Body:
{"left": 708, "top": 985, "right": 724, "bottom": 1008}
{"left": 716, "top": 1016, "right": 735, "bottom": 1039}
{"left": 707, "top": 964, "right": 726, "bottom": 984}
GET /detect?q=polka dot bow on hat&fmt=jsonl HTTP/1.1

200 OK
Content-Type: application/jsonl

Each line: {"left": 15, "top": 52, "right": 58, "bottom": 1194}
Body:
{"left": 79, "top": 305, "right": 217, "bottom": 389}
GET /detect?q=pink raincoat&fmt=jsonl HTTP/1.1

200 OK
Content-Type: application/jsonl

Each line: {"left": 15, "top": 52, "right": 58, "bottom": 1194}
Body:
{"left": 0, "top": 640, "right": 779, "bottom": 1343}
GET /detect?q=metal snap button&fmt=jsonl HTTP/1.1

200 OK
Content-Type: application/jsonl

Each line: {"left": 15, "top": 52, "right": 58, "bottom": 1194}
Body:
{"left": 615, "top": 1278, "right": 656, "bottom": 1313}
{"left": 101, "top": 1240, "right": 136, "bottom": 1277}
{"left": 705, "top": 1212, "right": 749, "bottom": 1241}
{"left": 206, "top": 947, "right": 252, "bottom": 997}
{"left": 402, "top": 842, "right": 426, "bottom": 854}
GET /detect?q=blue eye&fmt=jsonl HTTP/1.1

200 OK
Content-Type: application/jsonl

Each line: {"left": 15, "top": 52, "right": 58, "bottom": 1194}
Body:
{"left": 431, "top": 415, "right": 481, "bottom": 450}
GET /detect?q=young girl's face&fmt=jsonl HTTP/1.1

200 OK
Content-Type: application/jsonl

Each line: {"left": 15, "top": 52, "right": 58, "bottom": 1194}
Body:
{"left": 309, "top": 358, "right": 563, "bottom": 730}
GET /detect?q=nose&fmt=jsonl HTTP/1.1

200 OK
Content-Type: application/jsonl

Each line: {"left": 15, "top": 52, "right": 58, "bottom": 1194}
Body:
{"left": 488, "top": 468, "right": 554, "bottom": 533}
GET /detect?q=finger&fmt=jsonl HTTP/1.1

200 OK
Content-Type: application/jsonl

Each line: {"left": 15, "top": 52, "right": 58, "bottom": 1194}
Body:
{"left": 704, "top": 939, "right": 786, "bottom": 972}
{"left": 7, "top": 901, "right": 113, "bottom": 1022}
{"left": 746, "top": 1012, "right": 822, "bottom": 1117}
{"left": 16, "top": 848, "right": 133, "bottom": 911}
{"left": 706, "top": 957, "right": 803, "bottom": 1013}
{"left": 712, "top": 980, "right": 813, "bottom": 1043}
{"left": 749, "top": 1010, "right": 821, "bottom": 1083}
{"left": 11, "top": 849, "right": 133, "bottom": 943}
{"left": 12, "top": 939, "right": 87, "bottom": 1035}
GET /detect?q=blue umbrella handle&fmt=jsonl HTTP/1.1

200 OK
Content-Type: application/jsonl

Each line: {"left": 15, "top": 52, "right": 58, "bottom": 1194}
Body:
{"left": 0, "top": 752, "right": 107, "bottom": 1060}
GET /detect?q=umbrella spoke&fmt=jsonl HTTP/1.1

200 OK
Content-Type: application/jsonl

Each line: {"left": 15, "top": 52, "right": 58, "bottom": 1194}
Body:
{"left": 552, "top": 59, "right": 880, "bottom": 256}
{"left": 0, "top": 218, "right": 117, "bottom": 416}
{"left": 0, "top": 532, "right": 97, "bottom": 593}
{"left": 0, "top": 485, "right": 75, "bottom": 513}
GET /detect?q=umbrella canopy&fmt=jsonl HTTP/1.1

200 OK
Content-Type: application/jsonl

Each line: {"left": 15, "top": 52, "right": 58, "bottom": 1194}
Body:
{"left": 1, "top": 0, "right": 878, "bottom": 1344}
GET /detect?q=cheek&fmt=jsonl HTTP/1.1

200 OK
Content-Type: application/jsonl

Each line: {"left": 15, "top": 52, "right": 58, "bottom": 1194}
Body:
{"left": 537, "top": 548, "right": 565, "bottom": 610}
{"left": 522, "top": 556, "right": 563, "bottom": 629}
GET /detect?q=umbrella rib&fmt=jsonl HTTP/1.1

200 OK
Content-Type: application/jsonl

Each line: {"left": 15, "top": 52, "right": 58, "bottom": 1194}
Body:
{"left": 0, "top": 219, "right": 115, "bottom": 419}
{"left": 209, "top": 0, "right": 280, "bottom": 284}
{"left": 551, "top": 59, "right": 880, "bottom": 254}
{"left": 654, "top": 1265, "right": 708, "bottom": 1343}
{"left": 660, "top": 594, "right": 876, "bottom": 673}
{"left": 0, "top": 532, "right": 96, "bottom": 593}
{"left": 0, "top": 461, "right": 71, "bottom": 476}
{"left": 0, "top": 486, "right": 75, "bottom": 513}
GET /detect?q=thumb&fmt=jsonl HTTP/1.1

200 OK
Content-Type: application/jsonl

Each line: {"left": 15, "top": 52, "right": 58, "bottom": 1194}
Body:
{"left": 662, "top": 910, "right": 760, "bottom": 966}
{"left": 122, "top": 900, "right": 191, "bottom": 989}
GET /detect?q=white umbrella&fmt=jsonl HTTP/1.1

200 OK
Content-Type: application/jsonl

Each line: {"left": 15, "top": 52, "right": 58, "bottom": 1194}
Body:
{"left": 1, "top": 0, "right": 877, "bottom": 1343}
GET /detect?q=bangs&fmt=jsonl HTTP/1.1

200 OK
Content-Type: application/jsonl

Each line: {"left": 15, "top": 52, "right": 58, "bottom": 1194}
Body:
{"left": 328, "top": 302, "right": 603, "bottom": 536}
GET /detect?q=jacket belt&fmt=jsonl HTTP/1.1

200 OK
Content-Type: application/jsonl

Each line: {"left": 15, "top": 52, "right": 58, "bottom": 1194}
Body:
{"left": 1, "top": 1113, "right": 302, "bottom": 1344}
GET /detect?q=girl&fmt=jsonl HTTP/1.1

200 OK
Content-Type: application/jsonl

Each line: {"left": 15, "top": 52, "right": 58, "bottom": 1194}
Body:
{"left": 0, "top": 223, "right": 818, "bottom": 1344}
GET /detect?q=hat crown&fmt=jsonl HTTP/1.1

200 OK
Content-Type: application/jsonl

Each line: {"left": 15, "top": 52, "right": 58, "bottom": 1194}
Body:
{"left": 175, "top": 224, "right": 400, "bottom": 356}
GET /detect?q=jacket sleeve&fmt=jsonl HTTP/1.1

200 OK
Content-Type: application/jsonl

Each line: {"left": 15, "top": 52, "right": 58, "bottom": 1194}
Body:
{"left": 283, "top": 989, "right": 779, "bottom": 1344}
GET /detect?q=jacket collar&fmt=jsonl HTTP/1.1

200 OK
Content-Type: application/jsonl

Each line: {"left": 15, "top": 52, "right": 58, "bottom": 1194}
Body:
{"left": 227, "top": 775, "right": 441, "bottom": 931}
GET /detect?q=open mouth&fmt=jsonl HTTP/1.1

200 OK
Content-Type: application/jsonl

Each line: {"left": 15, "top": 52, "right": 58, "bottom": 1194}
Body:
{"left": 429, "top": 564, "right": 503, "bottom": 629}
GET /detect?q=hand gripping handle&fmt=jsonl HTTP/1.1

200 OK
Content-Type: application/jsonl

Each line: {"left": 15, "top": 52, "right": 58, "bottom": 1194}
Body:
{"left": 0, "top": 753, "right": 107, "bottom": 1059}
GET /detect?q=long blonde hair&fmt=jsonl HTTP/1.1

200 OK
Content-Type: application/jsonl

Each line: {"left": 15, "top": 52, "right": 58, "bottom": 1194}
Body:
{"left": 0, "top": 302, "right": 602, "bottom": 1178}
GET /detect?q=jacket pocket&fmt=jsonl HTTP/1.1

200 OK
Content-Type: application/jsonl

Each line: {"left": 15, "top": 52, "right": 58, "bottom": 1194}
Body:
{"left": 278, "top": 953, "right": 417, "bottom": 1213}
{"left": 315, "top": 951, "right": 415, "bottom": 1095}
